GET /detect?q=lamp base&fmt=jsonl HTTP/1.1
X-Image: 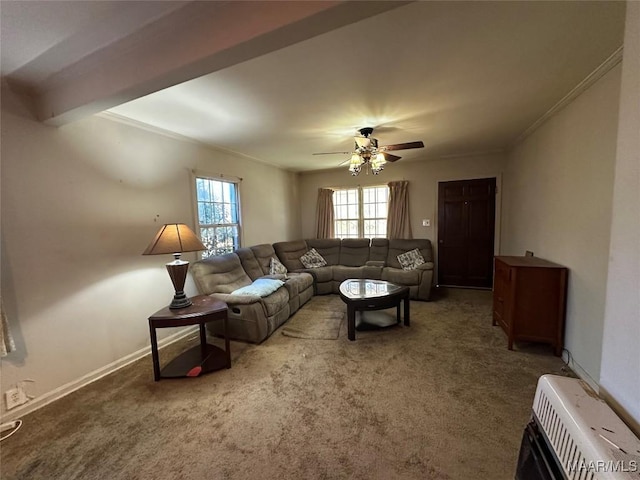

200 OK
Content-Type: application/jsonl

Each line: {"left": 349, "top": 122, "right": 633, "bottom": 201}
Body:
{"left": 166, "top": 257, "right": 192, "bottom": 309}
{"left": 169, "top": 291, "right": 192, "bottom": 309}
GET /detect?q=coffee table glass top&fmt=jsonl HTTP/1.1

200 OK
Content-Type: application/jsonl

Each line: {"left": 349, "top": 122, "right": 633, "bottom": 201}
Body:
{"left": 339, "top": 279, "right": 404, "bottom": 300}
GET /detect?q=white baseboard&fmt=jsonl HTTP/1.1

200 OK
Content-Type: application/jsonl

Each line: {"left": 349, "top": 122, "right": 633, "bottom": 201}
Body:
{"left": 1, "top": 326, "right": 198, "bottom": 422}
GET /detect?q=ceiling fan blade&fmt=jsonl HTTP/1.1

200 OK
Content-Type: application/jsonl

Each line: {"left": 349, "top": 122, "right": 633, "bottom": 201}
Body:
{"left": 312, "top": 151, "right": 351, "bottom": 155}
{"left": 382, "top": 152, "right": 401, "bottom": 162}
{"left": 380, "top": 141, "right": 424, "bottom": 151}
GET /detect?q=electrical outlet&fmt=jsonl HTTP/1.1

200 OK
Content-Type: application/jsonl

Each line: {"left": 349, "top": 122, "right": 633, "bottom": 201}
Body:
{"left": 5, "top": 387, "right": 28, "bottom": 410}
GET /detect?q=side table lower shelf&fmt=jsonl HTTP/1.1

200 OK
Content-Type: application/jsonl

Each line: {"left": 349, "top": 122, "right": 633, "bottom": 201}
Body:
{"left": 161, "top": 343, "right": 229, "bottom": 378}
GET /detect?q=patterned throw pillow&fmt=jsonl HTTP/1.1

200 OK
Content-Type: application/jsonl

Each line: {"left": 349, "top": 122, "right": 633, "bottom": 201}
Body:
{"left": 397, "top": 248, "right": 426, "bottom": 271}
{"left": 269, "top": 257, "right": 288, "bottom": 275}
{"left": 300, "top": 248, "right": 327, "bottom": 269}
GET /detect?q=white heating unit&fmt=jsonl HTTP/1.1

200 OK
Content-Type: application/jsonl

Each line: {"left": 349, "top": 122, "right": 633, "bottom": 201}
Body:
{"left": 521, "top": 374, "right": 640, "bottom": 480}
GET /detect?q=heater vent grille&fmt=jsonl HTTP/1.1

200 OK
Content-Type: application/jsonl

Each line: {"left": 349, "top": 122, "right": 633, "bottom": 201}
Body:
{"left": 536, "top": 390, "right": 595, "bottom": 480}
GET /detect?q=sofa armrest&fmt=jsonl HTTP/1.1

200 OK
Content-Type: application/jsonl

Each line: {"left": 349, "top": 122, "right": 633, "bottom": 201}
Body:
{"left": 417, "top": 262, "right": 435, "bottom": 271}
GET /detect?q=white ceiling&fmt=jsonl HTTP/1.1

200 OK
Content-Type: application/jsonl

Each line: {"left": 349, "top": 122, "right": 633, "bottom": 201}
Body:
{"left": 1, "top": 1, "right": 626, "bottom": 172}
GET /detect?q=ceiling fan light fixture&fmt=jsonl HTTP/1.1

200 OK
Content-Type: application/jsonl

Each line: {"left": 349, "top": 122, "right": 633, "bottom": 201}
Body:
{"left": 370, "top": 153, "right": 386, "bottom": 174}
{"left": 313, "top": 127, "right": 423, "bottom": 176}
{"left": 349, "top": 153, "right": 363, "bottom": 175}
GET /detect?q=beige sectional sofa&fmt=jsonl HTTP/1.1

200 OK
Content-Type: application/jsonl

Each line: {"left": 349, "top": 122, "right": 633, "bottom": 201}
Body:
{"left": 191, "top": 238, "right": 434, "bottom": 343}
{"left": 191, "top": 243, "right": 314, "bottom": 343}
{"left": 273, "top": 238, "right": 434, "bottom": 301}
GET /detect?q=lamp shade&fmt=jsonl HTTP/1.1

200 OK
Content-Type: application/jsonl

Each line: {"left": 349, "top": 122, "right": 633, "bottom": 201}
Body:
{"left": 143, "top": 223, "right": 206, "bottom": 256}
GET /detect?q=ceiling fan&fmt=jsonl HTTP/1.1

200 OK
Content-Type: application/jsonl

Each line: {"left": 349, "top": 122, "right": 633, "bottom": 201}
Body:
{"left": 313, "top": 127, "right": 424, "bottom": 175}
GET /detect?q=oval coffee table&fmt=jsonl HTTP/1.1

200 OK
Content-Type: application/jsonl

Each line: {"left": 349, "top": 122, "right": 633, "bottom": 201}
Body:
{"left": 339, "top": 279, "right": 410, "bottom": 341}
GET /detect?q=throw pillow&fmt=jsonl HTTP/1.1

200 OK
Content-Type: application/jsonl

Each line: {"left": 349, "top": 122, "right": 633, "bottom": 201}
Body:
{"left": 269, "top": 257, "right": 288, "bottom": 275}
{"left": 232, "top": 278, "right": 285, "bottom": 297}
{"left": 300, "top": 248, "right": 327, "bottom": 269}
{"left": 397, "top": 248, "right": 426, "bottom": 271}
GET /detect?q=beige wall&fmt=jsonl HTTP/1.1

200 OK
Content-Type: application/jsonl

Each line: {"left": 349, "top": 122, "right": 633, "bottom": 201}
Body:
{"left": 0, "top": 85, "right": 300, "bottom": 417}
{"left": 502, "top": 64, "right": 622, "bottom": 387}
{"left": 298, "top": 152, "right": 506, "bottom": 263}
{"left": 600, "top": 1, "right": 640, "bottom": 431}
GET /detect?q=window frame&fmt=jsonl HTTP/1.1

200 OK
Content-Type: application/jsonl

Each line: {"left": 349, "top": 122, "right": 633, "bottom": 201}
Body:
{"left": 332, "top": 185, "right": 388, "bottom": 239}
{"left": 191, "top": 171, "right": 243, "bottom": 258}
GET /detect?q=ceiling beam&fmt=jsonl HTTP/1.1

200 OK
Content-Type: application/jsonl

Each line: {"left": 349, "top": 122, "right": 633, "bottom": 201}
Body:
{"left": 7, "top": 1, "right": 411, "bottom": 126}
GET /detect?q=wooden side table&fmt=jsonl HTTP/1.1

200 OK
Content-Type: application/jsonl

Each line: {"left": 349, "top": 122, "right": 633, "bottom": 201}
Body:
{"left": 148, "top": 295, "right": 230, "bottom": 381}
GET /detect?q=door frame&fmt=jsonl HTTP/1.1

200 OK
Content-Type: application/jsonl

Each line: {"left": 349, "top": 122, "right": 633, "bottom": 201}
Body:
{"left": 433, "top": 173, "right": 503, "bottom": 286}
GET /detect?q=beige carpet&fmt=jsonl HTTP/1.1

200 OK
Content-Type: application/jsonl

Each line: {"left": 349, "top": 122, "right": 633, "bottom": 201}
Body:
{"left": 281, "top": 308, "right": 344, "bottom": 339}
{"left": 0, "top": 289, "right": 572, "bottom": 480}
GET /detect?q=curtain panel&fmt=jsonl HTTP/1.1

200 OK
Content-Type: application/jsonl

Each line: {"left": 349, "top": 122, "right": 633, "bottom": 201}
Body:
{"left": 315, "top": 188, "right": 335, "bottom": 239}
{"left": 386, "top": 180, "right": 412, "bottom": 239}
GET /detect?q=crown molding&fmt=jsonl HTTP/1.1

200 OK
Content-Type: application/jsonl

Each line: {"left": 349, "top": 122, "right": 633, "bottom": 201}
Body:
{"left": 512, "top": 45, "right": 623, "bottom": 147}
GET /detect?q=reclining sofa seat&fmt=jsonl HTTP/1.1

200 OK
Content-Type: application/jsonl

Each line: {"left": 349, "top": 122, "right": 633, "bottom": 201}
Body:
{"left": 190, "top": 244, "right": 313, "bottom": 343}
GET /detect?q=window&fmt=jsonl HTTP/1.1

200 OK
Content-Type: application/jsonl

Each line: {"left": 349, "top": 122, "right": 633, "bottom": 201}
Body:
{"left": 194, "top": 175, "right": 241, "bottom": 257}
{"left": 333, "top": 186, "right": 388, "bottom": 239}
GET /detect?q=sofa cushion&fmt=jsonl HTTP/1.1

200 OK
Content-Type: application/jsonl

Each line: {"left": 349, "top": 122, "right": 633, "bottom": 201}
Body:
{"left": 235, "top": 247, "right": 263, "bottom": 281}
{"left": 269, "top": 257, "right": 288, "bottom": 275}
{"left": 249, "top": 243, "right": 279, "bottom": 275}
{"left": 300, "top": 248, "right": 327, "bottom": 268}
{"left": 273, "top": 240, "right": 308, "bottom": 271}
{"left": 281, "top": 272, "right": 314, "bottom": 297}
{"left": 305, "top": 238, "right": 341, "bottom": 265}
{"left": 232, "top": 278, "right": 285, "bottom": 297}
{"left": 190, "top": 253, "right": 252, "bottom": 294}
{"left": 339, "top": 238, "right": 370, "bottom": 266}
{"left": 386, "top": 239, "right": 433, "bottom": 269}
{"left": 397, "top": 248, "right": 426, "bottom": 271}
{"left": 261, "top": 286, "right": 290, "bottom": 317}
{"left": 382, "top": 267, "right": 421, "bottom": 285}
{"left": 332, "top": 265, "right": 367, "bottom": 282}
{"left": 370, "top": 238, "right": 389, "bottom": 263}
{"left": 304, "top": 265, "right": 333, "bottom": 283}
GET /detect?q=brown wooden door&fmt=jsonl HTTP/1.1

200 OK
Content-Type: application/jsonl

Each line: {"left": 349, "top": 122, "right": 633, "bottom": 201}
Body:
{"left": 437, "top": 178, "right": 496, "bottom": 288}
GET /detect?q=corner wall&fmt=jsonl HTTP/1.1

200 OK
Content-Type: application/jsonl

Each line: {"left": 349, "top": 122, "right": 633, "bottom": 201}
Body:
{"left": 0, "top": 84, "right": 300, "bottom": 418}
{"left": 501, "top": 64, "right": 622, "bottom": 387}
{"left": 600, "top": 0, "right": 640, "bottom": 431}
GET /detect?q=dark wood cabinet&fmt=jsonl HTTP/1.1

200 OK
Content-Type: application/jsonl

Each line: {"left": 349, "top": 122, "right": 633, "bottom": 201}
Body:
{"left": 492, "top": 256, "right": 568, "bottom": 356}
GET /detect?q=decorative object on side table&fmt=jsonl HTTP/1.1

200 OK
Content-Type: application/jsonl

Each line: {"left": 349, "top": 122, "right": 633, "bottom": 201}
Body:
{"left": 148, "top": 295, "right": 230, "bottom": 381}
{"left": 143, "top": 223, "right": 206, "bottom": 309}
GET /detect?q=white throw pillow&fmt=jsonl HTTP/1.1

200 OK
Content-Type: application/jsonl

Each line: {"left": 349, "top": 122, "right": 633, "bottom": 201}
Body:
{"left": 300, "top": 248, "right": 327, "bottom": 269}
{"left": 397, "top": 248, "right": 426, "bottom": 271}
{"left": 269, "top": 257, "right": 288, "bottom": 275}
